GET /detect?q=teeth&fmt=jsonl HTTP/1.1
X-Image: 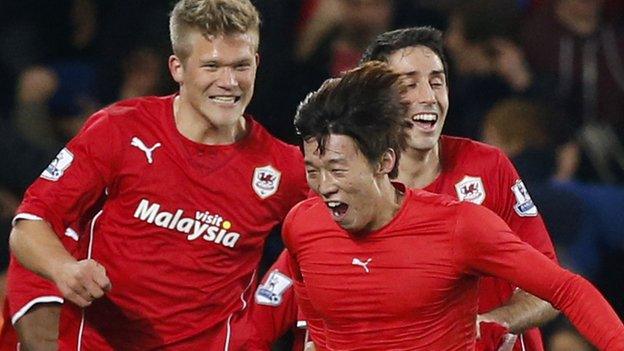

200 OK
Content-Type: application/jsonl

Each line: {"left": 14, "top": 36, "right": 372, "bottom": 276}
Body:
{"left": 211, "top": 96, "right": 236, "bottom": 103}
{"left": 327, "top": 201, "right": 341, "bottom": 208}
{"left": 412, "top": 113, "right": 437, "bottom": 122}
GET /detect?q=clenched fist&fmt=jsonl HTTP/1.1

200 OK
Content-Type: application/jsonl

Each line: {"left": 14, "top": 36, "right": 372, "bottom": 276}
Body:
{"left": 53, "top": 259, "right": 112, "bottom": 307}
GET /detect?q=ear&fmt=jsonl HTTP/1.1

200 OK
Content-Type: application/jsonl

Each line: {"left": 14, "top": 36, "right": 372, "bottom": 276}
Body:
{"left": 168, "top": 55, "right": 184, "bottom": 84}
{"left": 255, "top": 53, "right": 260, "bottom": 67}
{"left": 376, "top": 148, "right": 396, "bottom": 176}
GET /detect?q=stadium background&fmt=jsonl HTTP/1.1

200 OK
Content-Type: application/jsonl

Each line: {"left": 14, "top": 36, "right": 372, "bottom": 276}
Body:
{"left": 0, "top": 0, "right": 623, "bottom": 349}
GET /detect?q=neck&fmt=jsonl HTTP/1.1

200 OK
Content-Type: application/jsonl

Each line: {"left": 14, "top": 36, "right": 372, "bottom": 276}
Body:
{"left": 173, "top": 95, "right": 247, "bottom": 145}
{"left": 396, "top": 143, "right": 441, "bottom": 189}
{"left": 368, "top": 179, "right": 404, "bottom": 232}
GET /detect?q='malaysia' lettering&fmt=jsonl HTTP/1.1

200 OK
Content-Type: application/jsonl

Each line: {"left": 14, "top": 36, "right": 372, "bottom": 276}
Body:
{"left": 133, "top": 199, "right": 240, "bottom": 248}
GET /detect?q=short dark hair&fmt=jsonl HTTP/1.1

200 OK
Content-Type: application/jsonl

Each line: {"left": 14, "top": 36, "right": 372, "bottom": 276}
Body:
{"left": 360, "top": 26, "right": 448, "bottom": 85}
{"left": 294, "top": 61, "right": 407, "bottom": 178}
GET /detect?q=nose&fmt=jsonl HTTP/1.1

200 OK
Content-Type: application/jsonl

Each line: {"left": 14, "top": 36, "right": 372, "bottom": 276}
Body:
{"left": 216, "top": 67, "right": 238, "bottom": 87}
{"left": 415, "top": 81, "right": 436, "bottom": 105}
{"left": 317, "top": 171, "right": 338, "bottom": 197}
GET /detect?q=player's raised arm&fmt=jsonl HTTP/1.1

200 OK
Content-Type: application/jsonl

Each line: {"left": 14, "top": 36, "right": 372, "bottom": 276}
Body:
{"left": 455, "top": 203, "right": 624, "bottom": 350}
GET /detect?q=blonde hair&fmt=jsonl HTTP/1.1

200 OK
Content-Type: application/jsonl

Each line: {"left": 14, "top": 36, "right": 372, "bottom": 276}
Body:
{"left": 169, "top": 0, "right": 260, "bottom": 60}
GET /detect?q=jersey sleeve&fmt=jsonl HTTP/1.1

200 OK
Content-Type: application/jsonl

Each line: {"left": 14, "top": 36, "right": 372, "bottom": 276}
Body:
{"left": 251, "top": 250, "right": 298, "bottom": 348}
{"left": 14, "top": 110, "right": 121, "bottom": 238}
{"left": 6, "top": 255, "right": 61, "bottom": 324}
{"left": 454, "top": 204, "right": 624, "bottom": 350}
{"left": 492, "top": 151, "right": 557, "bottom": 261}
{"left": 281, "top": 202, "right": 328, "bottom": 350}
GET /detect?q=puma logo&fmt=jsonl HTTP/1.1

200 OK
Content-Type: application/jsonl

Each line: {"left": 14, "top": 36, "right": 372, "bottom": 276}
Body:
{"left": 131, "top": 137, "right": 161, "bottom": 164}
{"left": 351, "top": 258, "right": 372, "bottom": 273}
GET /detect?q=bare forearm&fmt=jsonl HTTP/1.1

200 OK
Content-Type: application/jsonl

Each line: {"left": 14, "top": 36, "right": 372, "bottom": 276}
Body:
{"left": 481, "top": 289, "right": 559, "bottom": 334}
{"left": 9, "top": 220, "right": 76, "bottom": 282}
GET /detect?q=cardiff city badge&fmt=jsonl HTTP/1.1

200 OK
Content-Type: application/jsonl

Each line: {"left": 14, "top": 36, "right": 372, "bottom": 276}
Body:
{"left": 255, "top": 270, "right": 293, "bottom": 306}
{"left": 252, "top": 165, "right": 281, "bottom": 199}
{"left": 454, "top": 175, "right": 486, "bottom": 205}
{"left": 41, "top": 148, "right": 74, "bottom": 181}
{"left": 511, "top": 179, "right": 538, "bottom": 217}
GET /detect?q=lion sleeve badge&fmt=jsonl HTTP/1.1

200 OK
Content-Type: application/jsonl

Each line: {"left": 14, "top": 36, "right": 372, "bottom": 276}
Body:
{"left": 252, "top": 165, "right": 281, "bottom": 199}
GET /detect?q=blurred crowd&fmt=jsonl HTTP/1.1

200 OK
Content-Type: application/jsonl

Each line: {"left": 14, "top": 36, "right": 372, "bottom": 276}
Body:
{"left": 0, "top": 0, "right": 623, "bottom": 349}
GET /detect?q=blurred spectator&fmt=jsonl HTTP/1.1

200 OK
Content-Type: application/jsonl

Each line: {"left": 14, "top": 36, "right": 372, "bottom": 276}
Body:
{"left": 118, "top": 47, "right": 167, "bottom": 100}
{"left": 481, "top": 98, "right": 585, "bottom": 251}
{"left": 247, "top": 0, "right": 304, "bottom": 144}
{"left": 390, "top": 0, "right": 449, "bottom": 35}
{"left": 522, "top": 0, "right": 624, "bottom": 184}
{"left": 12, "top": 66, "right": 62, "bottom": 152}
{"left": 443, "top": 0, "right": 544, "bottom": 140}
{"left": 548, "top": 324, "right": 593, "bottom": 351}
{"left": 294, "top": 0, "right": 395, "bottom": 93}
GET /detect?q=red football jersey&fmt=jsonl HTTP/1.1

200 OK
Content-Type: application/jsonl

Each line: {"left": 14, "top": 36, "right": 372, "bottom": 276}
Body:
{"left": 253, "top": 135, "right": 556, "bottom": 350}
{"left": 284, "top": 187, "right": 624, "bottom": 351}
{"left": 15, "top": 95, "right": 308, "bottom": 350}
{"left": 423, "top": 136, "right": 556, "bottom": 350}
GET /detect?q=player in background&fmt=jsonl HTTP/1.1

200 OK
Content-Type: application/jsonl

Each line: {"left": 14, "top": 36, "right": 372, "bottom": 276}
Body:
{"left": 252, "top": 26, "right": 559, "bottom": 351}
{"left": 286, "top": 61, "right": 623, "bottom": 350}
{"left": 8, "top": 0, "right": 308, "bottom": 349}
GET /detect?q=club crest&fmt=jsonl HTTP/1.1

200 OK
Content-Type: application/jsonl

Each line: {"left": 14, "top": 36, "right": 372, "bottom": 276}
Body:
{"left": 252, "top": 165, "right": 281, "bottom": 199}
{"left": 255, "top": 270, "right": 293, "bottom": 306}
{"left": 454, "top": 176, "right": 486, "bottom": 205}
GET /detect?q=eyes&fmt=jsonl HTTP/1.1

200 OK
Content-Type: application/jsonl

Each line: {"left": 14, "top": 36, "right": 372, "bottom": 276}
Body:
{"left": 201, "top": 62, "right": 253, "bottom": 72}
{"left": 405, "top": 77, "right": 445, "bottom": 90}
{"left": 305, "top": 168, "right": 348, "bottom": 179}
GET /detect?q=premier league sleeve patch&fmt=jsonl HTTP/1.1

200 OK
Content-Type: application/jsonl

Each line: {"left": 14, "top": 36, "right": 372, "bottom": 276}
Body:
{"left": 40, "top": 148, "right": 74, "bottom": 181}
{"left": 511, "top": 180, "right": 538, "bottom": 217}
{"left": 254, "top": 270, "right": 293, "bottom": 306}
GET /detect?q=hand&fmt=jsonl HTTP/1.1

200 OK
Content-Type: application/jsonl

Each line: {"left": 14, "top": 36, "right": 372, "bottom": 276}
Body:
{"left": 16, "top": 66, "right": 59, "bottom": 104}
{"left": 475, "top": 314, "right": 515, "bottom": 351}
{"left": 476, "top": 315, "right": 512, "bottom": 351}
{"left": 490, "top": 38, "right": 532, "bottom": 92}
{"left": 53, "top": 259, "right": 112, "bottom": 307}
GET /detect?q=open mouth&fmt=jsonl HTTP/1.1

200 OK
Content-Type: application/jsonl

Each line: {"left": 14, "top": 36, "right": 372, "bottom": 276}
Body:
{"left": 326, "top": 201, "right": 349, "bottom": 222}
{"left": 209, "top": 95, "right": 241, "bottom": 105}
{"left": 411, "top": 113, "right": 438, "bottom": 131}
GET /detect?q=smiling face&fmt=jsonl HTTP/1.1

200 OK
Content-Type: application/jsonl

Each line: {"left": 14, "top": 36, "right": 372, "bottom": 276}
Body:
{"left": 304, "top": 134, "right": 392, "bottom": 233}
{"left": 170, "top": 29, "right": 258, "bottom": 129}
{"left": 386, "top": 46, "right": 449, "bottom": 152}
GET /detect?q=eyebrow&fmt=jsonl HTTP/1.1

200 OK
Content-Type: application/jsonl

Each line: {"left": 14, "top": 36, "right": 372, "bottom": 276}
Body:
{"left": 199, "top": 58, "right": 253, "bottom": 65}
{"left": 401, "top": 70, "right": 446, "bottom": 77}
